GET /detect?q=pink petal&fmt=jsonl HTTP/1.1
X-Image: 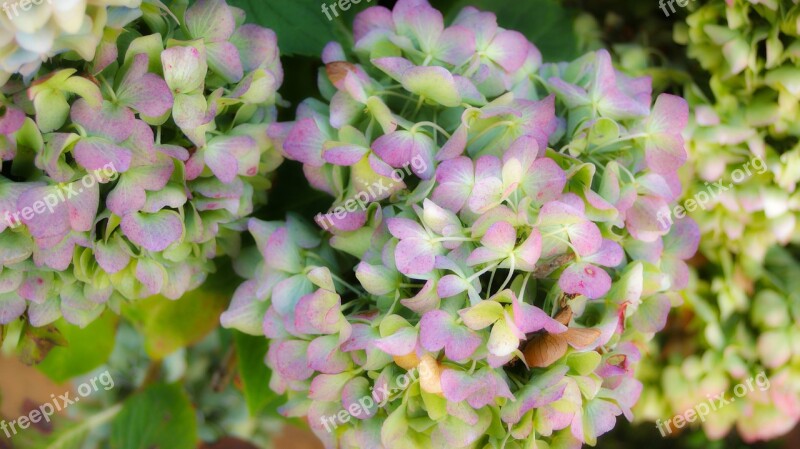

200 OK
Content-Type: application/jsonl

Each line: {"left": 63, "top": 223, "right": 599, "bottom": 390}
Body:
{"left": 73, "top": 138, "right": 132, "bottom": 173}
{"left": 323, "top": 143, "right": 368, "bottom": 166}
{"left": 284, "top": 118, "right": 326, "bottom": 167}
{"left": 70, "top": 100, "right": 135, "bottom": 143}
{"left": 626, "top": 196, "right": 670, "bottom": 242}
{"left": 585, "top": 239, "right": 624, "bottom": 268}
{"left": 374, "top": 327, "right": 417, "bottom": 356}
{"left": 392, "top": 0, "right": 444, "bottom": 52}
{"left": 558, "top": 262, "right": 612, "bottom": 299}
{"left": 419, "top": 309, "right": 481, "bottom": 361}
{"left": 17, "top": 186, "right": 69, "bottom": 242}
{"left": 0, "top": 105, "right": 25, "bottom": 135}
{"left": 486, "top": 29, "right": 528, "bottom": 72}
{"left": 94, "top": 237, "right": 131, "bottom": 274}
{"left": 372, "top": 57, "right": 414, "bottom": 82}
{"left": 205, "top": 135, "right": 257, "bottom": 183}
{"left": 353, "top": 6, "right": 393, "bottom": 43}
{"left": 294, "top": 290, "right": 343, "bottom": 335}
{"left": 135, "top": 259, "right": 166, "bottom": 295}
{"left": 646, "top": 133, "right": 687, "bottom": 175}
{"left": 515, "top": 229, "right": 542, "bottom": 270}
{"left": 567, "top": 220, "right": 603, "bottom": 257}
{"left": 117, "top": 54, "right": 174, "bottom": 117}
{"left": 512, "top": 295, "right": 567, "bottom": 334}
{"left": 523, "top": 158, "right": 566, "bottom": 203}
{"left": 647, "top": 93, "right": 689, "bottom": 134}
{"left": 436, "top": 25, "right": 476, "bottom": 66}
{"left": 120, "top": 210, "right": 183, "bottom": 251}
{"left": 231, "top": 25, "right": 279, "bottom": 72}
{"left": 480, "top": 221, "right": 516, "bottom": 253}
{"left": 437, "top": 275, "right": 468, "bottom": 298}
{"left": 0, "top": 292, "right": 26, "bottom": 324}
{"left": 206, "top": 40, "right": 244, "bottom": 83}
{"left": 307, "top": 335, "right": 350, "bottom": 374}
{"left": 272, "top": 340, "right": 313, "bottom": 381}
{"left": 663, "top": 218, "right": 700, "bottom": 259}
{"left": 437, "top": 125, "right": 467, "bottom": 161}
{"left": 66, "top": 181, "right": 99, "bottom": 232}
{"left": 394, "top": 238, "right": 436, "bottom": 275}
{"left": 185, "top": 0, "right": 235, "bottom": 41}
{"left": 387, "top": 217, "right": 427, "bottom": 240}
{"left": 431, "top": 157, "right": 474, "bottom": 212}
{"left": 400, "top": 279, "right": 440, "bottom": 313}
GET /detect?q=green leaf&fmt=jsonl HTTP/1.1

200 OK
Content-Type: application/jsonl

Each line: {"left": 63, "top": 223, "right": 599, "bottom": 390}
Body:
{"left": 37, "top": 312, "right": 118, "bottom": 383}
{"left": 234, "top": 330, "right": 280, "bottom": 416}
{"left": 447, "top": 0, "right": 579, "bottom": 62}
{"left": 110, "top": 383, "right": 197, "bottom": 449}
{"left": 121, "top": 264, "right": 237, "bottom": 360}
{"left": 226, "top": 0, "right": 371, "bottom": 57}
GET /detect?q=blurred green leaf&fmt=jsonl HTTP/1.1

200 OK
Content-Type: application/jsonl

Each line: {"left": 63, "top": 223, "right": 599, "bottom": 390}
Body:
{"left": 122, "top": 291, "right": 229, "bottom": 361}
{"left": 110, "top": 383, "right": 197, "bottom": 449}
{"left": 234, "top": 331, "right": 280, "bottom": 416}
{"left": 37, "top": 312, "right": 118, "bottom": 383}
{"left": 448, "top": 0, "right": 580, "bottom": 61}
{"left": 122, "top": 264, "right": 238, "bottom": 360}
{"left": 226, "top": 0, "right": 371, "bottom": 57}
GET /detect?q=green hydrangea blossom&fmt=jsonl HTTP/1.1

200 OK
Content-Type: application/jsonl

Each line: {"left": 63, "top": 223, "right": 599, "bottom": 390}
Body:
{"left": 635, "top": 0, "right": 800, "bottom": 443}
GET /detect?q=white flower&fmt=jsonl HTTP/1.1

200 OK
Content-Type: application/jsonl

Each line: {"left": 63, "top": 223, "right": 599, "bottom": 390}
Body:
{"left": 0, "top": 0, "right": 142, "bottom": 81}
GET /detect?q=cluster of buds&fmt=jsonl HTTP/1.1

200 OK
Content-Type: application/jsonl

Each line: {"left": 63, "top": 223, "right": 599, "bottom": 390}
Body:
{"left": 678, "top": 0, "right": 800, "bottom": 261}
{"left": 633, "top": 0, "right": 800, "bottom": 443}
{"left": 636, "top": 246, "right": 800, "bottom": 443}
{"left": 0, "top": 0, "right": 144, "bottom": 83}
{"left": 222, "top": 0, "right": 697, "bottom": 447}
{"left": 0, "top": 0, "right": 283, "bottom": 327}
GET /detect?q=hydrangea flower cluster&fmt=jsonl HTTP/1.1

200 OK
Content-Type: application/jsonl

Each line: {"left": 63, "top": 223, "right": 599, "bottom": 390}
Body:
{"left": 639, "top": 246, "right": 800, "bottom": 443}
{"left": 677, "top": 0, "right": 800, "bottom": 262}
{"left": 634, "top": 0, "right": 800, "bottom": 442}
{"left": 0, "top": 0, "right": 144, "bottom": 83}
{"left": 222, "top": 1, "right": 696, "bottom": 447}
{"left": 0, "top": 0, "right": 283, "bottom": 327}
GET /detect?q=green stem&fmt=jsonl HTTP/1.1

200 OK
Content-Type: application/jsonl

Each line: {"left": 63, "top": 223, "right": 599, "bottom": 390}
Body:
{"left": 330, "top": 273, "right": 363, "bottom": 296}
{"left": 518, "top": 273, "right": 531, "bottom": 304}
{"left": 468, "top": 261, "right": 501, "bottom": 282}
{"left": 431, "top": 236, "right": 475, "bottom": 243}
{"left": 410, "top": 121, "right": 452, "bottom": 139}
{"left": 496, "top": 255, "right": 516, "bottom": 294}
{"left": 590, "top": 133, "right": 648, "bottom": 155}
